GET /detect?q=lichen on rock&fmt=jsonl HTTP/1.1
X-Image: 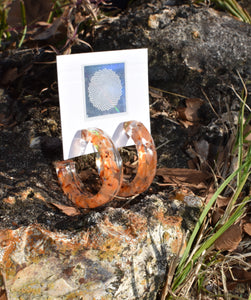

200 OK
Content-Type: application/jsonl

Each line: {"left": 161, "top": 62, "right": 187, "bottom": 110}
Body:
{"left": 0, "top": 196, "right": 196, "bottom": 299}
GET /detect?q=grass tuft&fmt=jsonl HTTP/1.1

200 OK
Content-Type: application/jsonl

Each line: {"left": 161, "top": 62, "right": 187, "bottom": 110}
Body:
{"left": 162, "top": 76, "right": 251, "bottom": 299}
{"left": 212, "top": 0, "right": 251, "bottom": 24}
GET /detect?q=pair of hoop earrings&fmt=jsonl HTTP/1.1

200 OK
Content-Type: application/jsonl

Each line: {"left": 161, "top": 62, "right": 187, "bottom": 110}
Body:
{"left": 55, "top": 121, "right": 157, "bottom": 209}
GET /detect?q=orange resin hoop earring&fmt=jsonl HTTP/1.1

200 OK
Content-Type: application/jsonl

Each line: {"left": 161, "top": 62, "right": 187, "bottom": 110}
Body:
{"left": 117, "top": 121, "right": 157, "bottom": 197}
{"left": 55, "top": 128, "right": 123, "bottom": 208}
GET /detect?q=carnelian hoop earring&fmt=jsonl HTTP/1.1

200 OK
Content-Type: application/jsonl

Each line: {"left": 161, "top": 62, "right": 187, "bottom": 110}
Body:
{"left": 117, "top": 121, "right": 157, "bottom": 197}
{"left": 55, "top": 128, "right": 123, "bottom": 208}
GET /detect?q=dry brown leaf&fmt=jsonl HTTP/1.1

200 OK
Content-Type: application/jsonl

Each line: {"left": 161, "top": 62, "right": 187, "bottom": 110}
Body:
{"left": 50, "top": 203, "right": 80, "bottom": 216}
{"left": 243, "top": 222, "right": 251, "bottom": 236}
{"left": 214, "top": 223, "right": 242, "bottom": 252}
{"left": 187, "top": 159, "right": 197, "bottom": 169}
{"left": 204, "top": 188, "right": 230, "bottom": 207}
{"left": 211, "top": 207, "right": 225, "bottom": 226}
{"left": 177, "top": 98, "right": 204, "bottom": 124}
{"left": 231, "top": 268, "right": 251, "bottom": 282}
{"left": 178, "top": 119, "right": 195, "bottom": 128}
{"left": 244, "top": 124, "right": 251, "bottom": 142}
{"left": 156, "top": 168, "right": 211, "bottom": 190}
{"left": 226, "top": 267, "right": 251, "bottom": 289}
{"left": 216, "top": 195, "right": 231, "bottom": 208}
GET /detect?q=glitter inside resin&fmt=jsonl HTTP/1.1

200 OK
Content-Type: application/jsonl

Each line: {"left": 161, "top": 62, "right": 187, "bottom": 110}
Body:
{"left": 55, "top": 128, "right": 123, "bottom": 208}
{"left": 55, "top": 122, "right": 157, "bottom": 208}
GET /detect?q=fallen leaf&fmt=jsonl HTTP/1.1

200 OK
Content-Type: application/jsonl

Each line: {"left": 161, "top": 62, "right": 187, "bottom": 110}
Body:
{"left": 226, "top": 267, "right": 251, "bottom": 290}
{"left": 211, "top": 207, "right": 224, "bottom": 226}
{"left": 230, "top": 268, "right": 251, "bottom": 281}
{"left": 244, "top": 124, "right": 251, "bottom": 142}
{"left": 156, "top": 168, "right": 211, "bottom": 190}
{"left": 50, "top": 203, "right": 81, "bottom": 216}
{"left": 216, "top": 195, "right": 231, "bottom": 208}
{"left": 187, "top": 159, "right": 197, "bottom": 169}
{"left": 177, "top": 98, "right": 204, "bottom": 126}
{"left": 214, "top": 223, "right": 242, "bottom": 252}
{"left": 243, "top": 223, "right": 251, "bottom": 236}
{"left": 204, "top": 188, "right": 230, "bottom": 207}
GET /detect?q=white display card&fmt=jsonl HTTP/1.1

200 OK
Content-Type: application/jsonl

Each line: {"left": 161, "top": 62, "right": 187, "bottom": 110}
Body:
{"left": 56, "top": 48, "right": 150, "bottom": 160}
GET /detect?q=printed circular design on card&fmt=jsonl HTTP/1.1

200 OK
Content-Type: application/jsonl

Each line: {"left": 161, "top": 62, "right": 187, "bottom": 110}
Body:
{"left": 84, "top": 63, "right": 126, "bottom": 118}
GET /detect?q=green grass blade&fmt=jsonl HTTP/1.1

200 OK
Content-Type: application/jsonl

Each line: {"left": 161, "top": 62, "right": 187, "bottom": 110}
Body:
{"left": 237, "top": 87, "right": 248, "bottom": 183}
{"left": 170, "top": 77, "right": 250, "bottom": 297}
{"left": 175, "top": 161, "right": 249, "bottom": 275}
{"left": 194, "top": 200, "right": 247, "bottom": 258}
{"left": 212, "top": 0, "right": 251, "bottom": 23}
{"left": 47, "top": 0, "right": 64, "bottom": 23}
{"left": 18, "top": 24, "right": 27, "bottom": 48}
{"left": 172, "top": 198, "right": 248, "bottom": 291}
{"left": 20, "top": 0, "right": 27, "bottom": 27}
{"left": 222, "top": 170, "right": 250, "bottom": 222}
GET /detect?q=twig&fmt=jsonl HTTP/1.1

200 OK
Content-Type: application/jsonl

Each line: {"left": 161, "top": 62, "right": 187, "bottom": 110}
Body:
{"left": 201, "top": 88, "right": 220, "bottom": 119}
{"left": 151, "top": 111, "right": 180, "bottom": 125}
{"left": 115, "top": 194, "right": 140, "bottom": 206}
{"left": 149, "top": 86, "right": 187, "bottom": 99}
{"left": 221, "top": 260, "right": 230, "bottom": 300}
{"left": 183, "top": 252, "right": 205, "bottom": 297}
{"left": 231, "top": 85, "right": 251, "bottom": 112}
{"left": 156, "top": 139, "right": 171, "bottom": 150}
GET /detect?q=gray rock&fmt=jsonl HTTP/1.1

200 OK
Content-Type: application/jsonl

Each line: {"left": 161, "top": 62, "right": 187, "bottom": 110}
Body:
{"left": 0, "top": 195, "right": 202, "bottom": 299}
{"left": 92, "top": 3, "right": 251, "bottom": 105}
